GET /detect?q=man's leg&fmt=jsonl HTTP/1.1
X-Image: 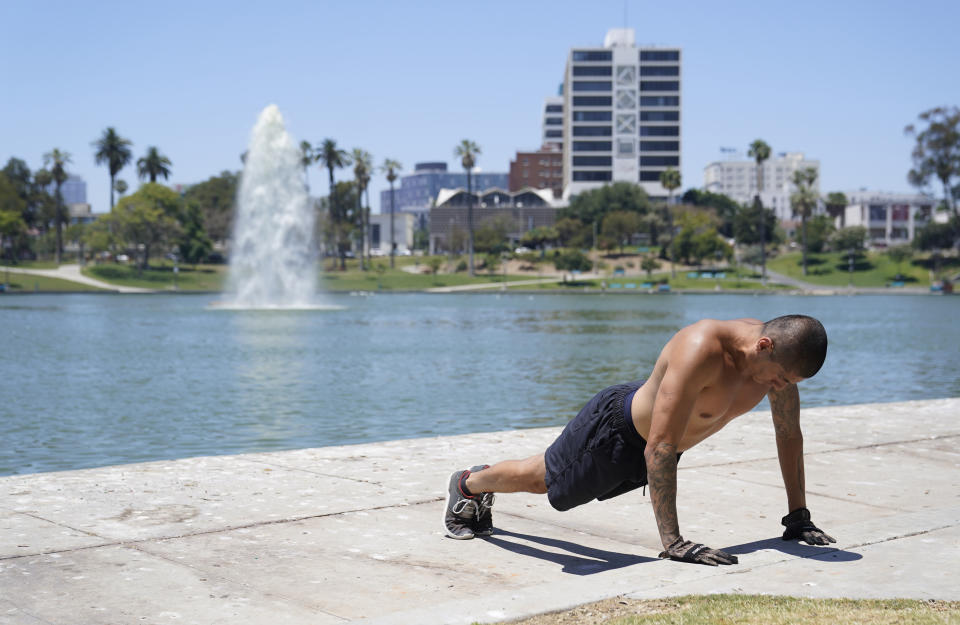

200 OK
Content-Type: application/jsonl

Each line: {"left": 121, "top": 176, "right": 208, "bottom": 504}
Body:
{"left": 443, "top": 453, "right": 546, "bottom": 539}
{"left": 465, "top": 453, "right": 547, "bottom": 495}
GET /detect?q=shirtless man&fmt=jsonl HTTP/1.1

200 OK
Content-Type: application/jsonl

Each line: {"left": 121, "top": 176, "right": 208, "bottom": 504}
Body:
{"left": 443, "top": 314, "right": 835, "bottom": 565}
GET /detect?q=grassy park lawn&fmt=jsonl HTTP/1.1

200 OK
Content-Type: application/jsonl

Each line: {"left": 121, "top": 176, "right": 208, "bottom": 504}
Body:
{"left": 510, "top": 269, "right": 787, "bottom": 292}
{"left": 320, "top": 257, "right": 526, "bottom": 291}
{"left": 767, "top": 251, "right": 934, "bottom": 288}
{"left": 1, "top": 273, "right": 108, "bottom": 292}
{"left": 494, "top": 594, "right": 959, "bottom": 625}
{"left": 84, "top": 262, "right": 227, "bottom": 291}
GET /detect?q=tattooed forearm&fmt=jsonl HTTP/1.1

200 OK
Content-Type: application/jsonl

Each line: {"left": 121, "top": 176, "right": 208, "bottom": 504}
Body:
{"left": 770, "top": 385, "right": 800, "bottom": 439}
{"left": 646, "top": 441, "right": 680, "bottom": 547}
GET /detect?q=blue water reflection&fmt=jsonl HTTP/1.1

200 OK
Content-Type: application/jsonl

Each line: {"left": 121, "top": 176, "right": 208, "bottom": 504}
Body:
{"left": 1, "top": 293, "right": 956, "bottom": 475}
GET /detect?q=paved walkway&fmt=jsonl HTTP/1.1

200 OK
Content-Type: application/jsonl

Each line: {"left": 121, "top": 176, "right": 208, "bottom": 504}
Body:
{"left": 3, "top": 264, "right": 154, "bottom": 293}
{"left": 1, "top": 397, "right": 958, "bottom": 624}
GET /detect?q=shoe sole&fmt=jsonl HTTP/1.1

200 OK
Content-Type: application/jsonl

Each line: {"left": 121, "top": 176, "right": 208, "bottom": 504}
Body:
{"left": 442, "top": 470, "right": 474, "bottom": 540}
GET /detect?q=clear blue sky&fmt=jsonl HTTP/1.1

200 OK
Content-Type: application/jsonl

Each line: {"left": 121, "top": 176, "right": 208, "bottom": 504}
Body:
{"left": 2, "top": 0, "right": 958, "bottom": 214}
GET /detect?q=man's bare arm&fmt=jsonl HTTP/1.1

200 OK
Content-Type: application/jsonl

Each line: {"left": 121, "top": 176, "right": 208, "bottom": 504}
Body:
{"left": 769, "top": 384, "right": 805, "bottom": 512}
{"left": 770, "top": 384, "right": 836, "bottom": 545}
{"left": 647, "top": 440, "right": 680, "bottom": 545}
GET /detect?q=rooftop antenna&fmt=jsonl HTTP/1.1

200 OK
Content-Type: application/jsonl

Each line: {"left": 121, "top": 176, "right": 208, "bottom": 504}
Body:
{"left": 720, "top": 146, "right": 738, "bottom": 160}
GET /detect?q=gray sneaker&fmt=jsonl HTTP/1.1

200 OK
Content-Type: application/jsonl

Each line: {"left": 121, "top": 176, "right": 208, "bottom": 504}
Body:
{"left": 470, "top": 465, "right": 495, "bottom": 536}
{"left": 443, "top": 469, "right": 478, "bottom": 539}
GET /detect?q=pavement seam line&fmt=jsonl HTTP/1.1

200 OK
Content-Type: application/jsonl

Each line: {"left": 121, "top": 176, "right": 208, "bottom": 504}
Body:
{"left": 681, "top": 432, "right": 960, "bottom": 471}
{"left": 125, "top": 542, "right": 352, "bottom": 622}
{"left": 0, "top": 497, "right": 444, "bottom": 562}
{"left": 238, "top": 458, "right": 385, "bottom": 486}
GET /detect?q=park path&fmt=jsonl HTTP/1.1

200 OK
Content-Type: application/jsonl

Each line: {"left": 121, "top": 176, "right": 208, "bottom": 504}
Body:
{"left": 1, "top": 397, "right": 957, "bottom": 624}
{"left": 3, "top": 263, "right": 154, "bottom": 293}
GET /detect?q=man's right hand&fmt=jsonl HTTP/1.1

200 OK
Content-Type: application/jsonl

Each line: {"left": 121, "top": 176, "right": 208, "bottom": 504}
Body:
{"left": 658, "top": 537, "right": 738, "bottom": 566}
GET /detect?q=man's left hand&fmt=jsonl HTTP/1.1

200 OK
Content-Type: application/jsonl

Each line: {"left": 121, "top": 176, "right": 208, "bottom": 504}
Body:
{"left": 781, "top": 507, "right": 835, "bottom": 545}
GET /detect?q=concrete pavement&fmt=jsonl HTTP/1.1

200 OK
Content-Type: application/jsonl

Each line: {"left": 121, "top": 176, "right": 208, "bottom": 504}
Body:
{"left": 2, "top": 397, "right": 958, "bottom": 624}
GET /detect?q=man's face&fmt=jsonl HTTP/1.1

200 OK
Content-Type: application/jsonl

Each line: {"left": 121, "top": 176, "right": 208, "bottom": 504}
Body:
{"left": 754, "top": 359, "right": 805, "bottom": 391}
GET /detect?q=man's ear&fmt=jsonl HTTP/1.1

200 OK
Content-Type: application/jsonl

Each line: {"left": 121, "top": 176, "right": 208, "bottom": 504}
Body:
{"left": 757, "top": 336, "right": 774, "bottom": 353}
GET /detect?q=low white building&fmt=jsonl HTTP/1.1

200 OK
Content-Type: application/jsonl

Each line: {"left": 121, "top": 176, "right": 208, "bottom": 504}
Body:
{"left": 840, "top": 191, "right": 935, "bottom": 247}
{"left": 369, "top": 212, "right": 416, "bottom": 255}
{"left": 704, "top": 152, "right": 820, "bottom": 221}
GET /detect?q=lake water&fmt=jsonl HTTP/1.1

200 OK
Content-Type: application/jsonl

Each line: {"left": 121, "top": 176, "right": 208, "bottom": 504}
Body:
{"left": 2, "top": 292, "right": 957, "bottom": 475}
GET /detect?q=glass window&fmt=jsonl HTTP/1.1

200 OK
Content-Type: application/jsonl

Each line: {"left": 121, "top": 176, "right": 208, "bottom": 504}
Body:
{"left": 545, "top": 104, "right": 563, "bottom": 113}
{"left": 640, "top": 141, "right": 679, "bottom": 151}
{"left": 639, "top": 171, "right": 664, "bottom": 181}
{"left": 544, "top": 129, "right": 562, "bottom": 138}
{"left": 572, "top": 110, "right": 612, "bottom": 121}
{"left": 640, "top": 156, "right": 680, "bottom": 166}
{"left": 572, "top": 141, "right": 612, "bottom": 151}
{"left": 572, "top": 96, "right": 612, "bottom": 106}
{"left": 573, "top": 126, "right": 612, "bottom": 136}
{"left": 640, "top": 110, "right": 679, "bottom": 121}
{"left": 573, "top": 155, "right": 612, "bottom": 166}
{"left": 572, "top": 81, "right": 612, "bottom": 91}
{"left": 616, "top": 113, "right": 636, "bottom": 134}
{"left": 640, "top": 65, "right": 679, "bottom": 76}
{"left": 639, "top": 96, "right": 680, "bottom": 106}
{"left": 869, "top": 205, "right": 887, "bottom": 221}
{"left": 617, "top": 139, "right": 635, "bottom": 157}
{"left": 640, "top": 50, "right": 680, "bottom": 61}
{"left": 616, "top": 65, "right": 636, "bottom": 85}
{"left": 573, "top": 65, "right": 612, "bottom": 76}
{"left": 544, "top": 117, "right": 563, "bottom": 125}
{"left": 572, "top": 50, "right": 612, "bottom": 61}
{"left": 616, "top": 89, "right": 637, "bottom": 109}
{"left": 891, "top": 205, "right": 910, "bottom": 221}
{"left": 573, "top": 170, "right": 612, "bottom": 181}
{"left": 640, "top": 81, "right": 680, "bottom": 92}
{"left": 640, "top": 125, "right": 679, "bottom": 136}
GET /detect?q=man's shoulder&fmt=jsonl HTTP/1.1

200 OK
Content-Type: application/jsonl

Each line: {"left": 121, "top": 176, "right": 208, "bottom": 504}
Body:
{"left": 669, "top": 321, "right": 727, "bottom": 363}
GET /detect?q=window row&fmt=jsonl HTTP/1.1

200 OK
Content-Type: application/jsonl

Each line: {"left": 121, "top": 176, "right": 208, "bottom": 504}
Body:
{"left": 639, "top": 65, "right": 679, "bottom": 76}
{"left": 572, "top": 65, "right": 612, "bottom": 76}
{"left": 573, "top": 171, "right": 613, "bottom": 181}
{"left": 640, "top": 110, "right": 679, "bottom": 121}
{"left": 640, "top": 156, "right": 680, "bottom": 166}
{"left": 572, "top": 50, "right": 612, "bottom": 61}
{"left": 544, "top": 117, "right": 563, "bottom": 125}
{"left": 572, "top": 155, "right": 612, "bottom": 166}
{"left": 640, "top": 81, "right": 679, "bottom": 92}
{"left": 640, "top": 125, "right": 679, "bottom": 136}
{"left": 572, "top": 126, "right": 612, "bottom": 136}
{"left": 544, "top": 129, "right": 562, "bottom": 138}
{"left": 572, "top": 81, "right": 612, "bottom": 91}
{"left": 640, "top": 50, "right": 680, "bottom": 61}
{"left": 572, "top": 141, "right": 612, "bottom": 151}
{"left": 573, "top": 95, "right": 612, "bottom": 106}
{"left": 572, "top": 110, "right": 612, "bottom": 121}
{"left": 545, "top": 104, "right": 563, "bottom": 113}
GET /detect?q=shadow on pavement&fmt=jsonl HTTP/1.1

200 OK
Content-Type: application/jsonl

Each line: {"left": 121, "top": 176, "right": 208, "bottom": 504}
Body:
{"left": 480, "top": 528, "right": 657, "bottom": 575}
{"left": 725, "top": 536, "right": 863, "bottom": 562}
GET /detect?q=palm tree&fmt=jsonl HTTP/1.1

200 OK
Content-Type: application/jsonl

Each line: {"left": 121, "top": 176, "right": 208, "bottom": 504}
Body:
{"left": 659, "top": 167, "right": 681, "bottom": 278}
{"left": 790, "top": 167, "right": 819, "bottom": 276}
{"left": 825, "top": 191, "right": 848, "bottom": 228}
{"left": 43, "top": 148, "right": 72, "bottom": 264}
{"left": 137, "top": 147, "right": 172, "bottom": 183}
{"left": 454, "top": 139, "right": 481, "bottom": 276}
{"left": 300, "top": 141, "right": 313, "bottom": 193}
{"left": 92, "top": 127, "right": 133, "bottom": 210}
{"left": 382, "top": 159, "right": 402, "bottom": 268}
{"left": 351, "top": 148, "right": 373, "bottom": 269}
{"left": 747, "top": 139, "right": 772, "bottom": 282}
{"left": 114, "top": 179, "right": 129, "bottom": 197}
{"left": 317, "top": 139, "right": 351, "bottom": 268}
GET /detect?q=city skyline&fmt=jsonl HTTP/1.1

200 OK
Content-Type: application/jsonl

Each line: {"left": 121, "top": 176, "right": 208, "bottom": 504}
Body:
{"left": 2, "top": 0, "right": 958, "bottom": 215}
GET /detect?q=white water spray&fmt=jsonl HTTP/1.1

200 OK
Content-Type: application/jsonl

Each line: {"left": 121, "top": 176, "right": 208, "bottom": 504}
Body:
{"left": 224, "top": 105, "right": 319, "bottom": 309}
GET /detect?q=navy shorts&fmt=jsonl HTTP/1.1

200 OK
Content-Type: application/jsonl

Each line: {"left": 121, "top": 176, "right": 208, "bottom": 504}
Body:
{"left": 544, "top": 380, "right": 651, "bottom": 512}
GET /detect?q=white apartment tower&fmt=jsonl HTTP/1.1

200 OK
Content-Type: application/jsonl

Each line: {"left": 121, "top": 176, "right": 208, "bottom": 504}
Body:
{"left": 542, "top": 95, "right": 563, "bottom": 150}
{"left": 703, "top": 152, "right": 821, "bottom": 221}
{"left": 562, "top": 28, "right": 681, "bottom": 199}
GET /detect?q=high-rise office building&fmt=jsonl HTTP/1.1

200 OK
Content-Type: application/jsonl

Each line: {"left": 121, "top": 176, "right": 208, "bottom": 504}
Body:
{"left": 561, "top": 28, "right": 681, "bottom": 200}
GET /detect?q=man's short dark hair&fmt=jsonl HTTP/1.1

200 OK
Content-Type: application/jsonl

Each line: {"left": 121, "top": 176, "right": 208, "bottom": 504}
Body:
{"left": 762, "top": 314, "right": 828, "bottom": 378}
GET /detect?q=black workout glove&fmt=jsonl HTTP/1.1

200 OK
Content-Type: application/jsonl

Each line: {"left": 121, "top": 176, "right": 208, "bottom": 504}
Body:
{"left": 781, "top": 507, "right": 836, "bottom": 545}
{"left": 658, "top": 537, "right": 738, "bottom": 566}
